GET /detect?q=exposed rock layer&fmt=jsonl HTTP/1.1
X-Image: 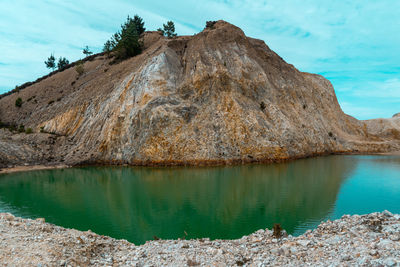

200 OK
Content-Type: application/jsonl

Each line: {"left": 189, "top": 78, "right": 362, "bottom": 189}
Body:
{"left": 0, "top": 21, "right": 399, "bottom": 167}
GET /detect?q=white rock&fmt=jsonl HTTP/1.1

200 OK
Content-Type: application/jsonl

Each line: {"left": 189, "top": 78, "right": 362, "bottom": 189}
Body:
{"left": 382, "top": 257, "right": 397, "bottom": 267}
{"left": 297, "top": 240, "right": 311, "bottom": 247}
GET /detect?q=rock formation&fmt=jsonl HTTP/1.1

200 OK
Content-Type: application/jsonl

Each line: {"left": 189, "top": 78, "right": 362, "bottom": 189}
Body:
{"left": 0, "top": 21, "right": 399, "bottom": 167}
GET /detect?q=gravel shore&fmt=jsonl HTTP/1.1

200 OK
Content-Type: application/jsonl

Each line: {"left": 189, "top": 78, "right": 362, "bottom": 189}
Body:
{"left": 1, "top": 212, "right": 399, "bottom": 266}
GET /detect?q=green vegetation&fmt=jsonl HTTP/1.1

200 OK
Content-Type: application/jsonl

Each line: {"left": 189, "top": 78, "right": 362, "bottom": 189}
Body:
{"left": 15, "top": 97, "right": 22, "bottom": 107}
{"left": 158, "top": 21, "right": 177, "bottom": 38}
{"left": 57, "top": 57, "right": 70, "bottom": 70}
{"left": 75, "top": 61, "right": 85, "bottom": 76}
{"left": 205, "top": 21, "right": 217, "bottom": 29}
{"left": 82, "top": 46, "right": 93, "bottom": 57}
{"left": 44, "top": 54, "right": 56, "bottom": 71}
{"left": 103, "top": 15, "right": 145, "bottom": 61}
{"left": 0, "top": 122, "right": 33, "bottom": 134}
{"left": 132, "top": 15, "right": 146, "bottom": 35}
{"left": 18, "top": 124, "right": 25, "bottom": 133}
{"left": 7, "top": 14, "right": 181, "bottom": 98}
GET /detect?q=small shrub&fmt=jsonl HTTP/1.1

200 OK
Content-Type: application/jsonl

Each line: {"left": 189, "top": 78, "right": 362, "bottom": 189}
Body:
{"left": 25, "top": 128, "right": 33, "bottom": 134}
{"left": 40, "top": 126, "right": 45, "bottom": 133}
{"left": 18, "top": 124, "right": 25, "bottom": 133}
{"left": 57, "top": 97, "right": 62, "bottom": 102}
{"left": 48, "top": 100, "right": 54, "bottom": 105}
{"left": 260, "top": 101, "right": 266, "bottom": 111}
{"left": 205, "top": 21, "right": 217, "bottom": 29}
{"left": 75, "top": 61, "right": 85, "bottom": 76}
{"left": 328, "top": 132, "right": 333, "bottom": 137}
{"left": 15, "top": 97, "right": 23, "bottom": 107}
{"left": 7, "top": 124, "right": 17, "bottom": 132}
{"left": 273, "top": 223, "right": 282, "bottom": 238}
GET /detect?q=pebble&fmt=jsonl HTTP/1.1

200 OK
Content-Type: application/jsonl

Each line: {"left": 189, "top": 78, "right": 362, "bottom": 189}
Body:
{"left": 297, "top": 240, "right": 311, "bottom": 247}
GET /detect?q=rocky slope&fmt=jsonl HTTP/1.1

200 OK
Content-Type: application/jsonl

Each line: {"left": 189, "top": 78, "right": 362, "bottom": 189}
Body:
{"left": 0, "top": 21, "right": 399, "bottom": 167}
{"left": 1, "top": 212, "right": 399, "bottom": 266}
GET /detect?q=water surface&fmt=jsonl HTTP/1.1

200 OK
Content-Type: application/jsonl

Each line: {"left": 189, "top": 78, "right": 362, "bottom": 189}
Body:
{"left": 0, "top": 155, "right": 399, "bottom": 245}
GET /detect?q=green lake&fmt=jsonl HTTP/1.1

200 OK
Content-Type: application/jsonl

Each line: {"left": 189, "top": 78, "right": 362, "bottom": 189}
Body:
{"left": 0, "top": 155, "right": 399, "bottom": 245}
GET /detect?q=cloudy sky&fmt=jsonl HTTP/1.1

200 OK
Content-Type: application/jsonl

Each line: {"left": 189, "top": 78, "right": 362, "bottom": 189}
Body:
{"left": 0, "top": 0, "right": 399, "bottom": 119}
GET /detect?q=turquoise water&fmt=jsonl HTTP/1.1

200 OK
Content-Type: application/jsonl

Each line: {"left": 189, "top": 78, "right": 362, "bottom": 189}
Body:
{"left": 0, "top": 155, "right": 399, "bottom": 245}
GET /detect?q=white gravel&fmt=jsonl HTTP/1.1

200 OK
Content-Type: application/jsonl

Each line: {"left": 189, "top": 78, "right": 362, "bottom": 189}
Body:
{"left": 0, "top": 211, "right": 399, "bottom": 266}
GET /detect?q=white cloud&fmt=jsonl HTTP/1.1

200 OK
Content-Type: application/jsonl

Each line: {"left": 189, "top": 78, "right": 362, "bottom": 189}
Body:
{"left": 353, "top": 79, "right": 400, "bottom": 99}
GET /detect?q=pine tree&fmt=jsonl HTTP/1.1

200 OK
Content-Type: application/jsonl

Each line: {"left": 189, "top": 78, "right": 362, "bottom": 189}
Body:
{"left": 133, "top": 15, "right": 145, "bottom": 35}
{"left": 44, "top": 54, "right": 56, "bottom": 71}
{"left": 83, "top": 46, "right": 93, "bottom": 57}
{"left": 15, "top": 97, "right": 22, "bottom": 107}
{"left": 161, "top": 21, "right": 177, "bottom": 38}
{"left": 103, "top": 15, "right": 143, "bottom": 60}
{"left": 57, "top": 57, "right": 70, "bottom": 70}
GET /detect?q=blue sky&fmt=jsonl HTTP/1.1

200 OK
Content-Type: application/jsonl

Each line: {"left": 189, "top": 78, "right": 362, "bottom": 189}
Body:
{"left": 0, "top": 0, "right": 399, "bottom": 119}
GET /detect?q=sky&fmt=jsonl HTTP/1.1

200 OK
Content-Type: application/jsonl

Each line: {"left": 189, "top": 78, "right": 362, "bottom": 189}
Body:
{"left": 0, "top": 0, "right": 399, "bottom": 120}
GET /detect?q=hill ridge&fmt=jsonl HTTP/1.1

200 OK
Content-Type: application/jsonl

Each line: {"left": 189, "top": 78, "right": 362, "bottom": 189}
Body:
{"left": 0, "top": 20, "right": 399, "bottom": 167}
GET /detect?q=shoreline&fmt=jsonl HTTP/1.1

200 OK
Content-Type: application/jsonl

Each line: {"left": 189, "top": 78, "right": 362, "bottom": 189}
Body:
{"left": 0, "top": 211, "right": 399, "bottom": 266}
{"left": 0, "top": 164, "right": 70, "bottom": 174}
{"left": 376, "top": 150, "right": 400, "bottom": 156}
{"left": 1, "top": 151, "right": 399, "bottom": 174}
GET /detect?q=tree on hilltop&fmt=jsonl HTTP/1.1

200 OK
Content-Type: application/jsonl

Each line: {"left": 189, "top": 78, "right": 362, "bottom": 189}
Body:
{"left": 158, "top": 21, "right": 177, "bottom": 38}
{"left": 83, "top": 46, "right": 93, "bottom": 57}
{"left": 132, "top": 15, "right": 146, "bottom": 35}
{"left": 103, "top": 15, "right": 145, "bottom": 61}
{"left": 57, "top": 57, "right": 70, "bottom": 70}
{"left": 44, "top": 54, "right": 56, "bottom": 71}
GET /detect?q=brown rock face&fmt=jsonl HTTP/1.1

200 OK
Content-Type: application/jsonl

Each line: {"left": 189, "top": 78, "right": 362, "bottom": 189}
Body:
{"left": 0, "top": 21, "right": 399, "bottom": 167}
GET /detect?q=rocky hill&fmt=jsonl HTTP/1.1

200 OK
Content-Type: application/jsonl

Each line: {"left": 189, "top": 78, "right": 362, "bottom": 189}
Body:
{"left": 0, "top": 21, "right": 399, "bottom": 167}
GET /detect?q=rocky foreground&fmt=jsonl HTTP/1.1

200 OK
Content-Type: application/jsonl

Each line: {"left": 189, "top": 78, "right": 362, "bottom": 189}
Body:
{"left": 0, "top": 212, "right": 399, "bottom": 266}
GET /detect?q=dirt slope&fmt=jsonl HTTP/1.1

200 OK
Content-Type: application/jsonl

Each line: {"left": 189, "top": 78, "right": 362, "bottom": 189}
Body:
{"left": 0, "top": 21, "right": 399, "bottom": 167}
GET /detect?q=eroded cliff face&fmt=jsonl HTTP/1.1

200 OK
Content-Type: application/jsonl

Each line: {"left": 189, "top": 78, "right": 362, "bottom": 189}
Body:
{"left": 0, "top": 21, "right": 399, "bottom": 167}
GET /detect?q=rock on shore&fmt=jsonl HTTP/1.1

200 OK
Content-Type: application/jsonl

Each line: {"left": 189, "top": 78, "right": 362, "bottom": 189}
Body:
{"left": 1, "top": 212, "right": 399, "bottom": 266}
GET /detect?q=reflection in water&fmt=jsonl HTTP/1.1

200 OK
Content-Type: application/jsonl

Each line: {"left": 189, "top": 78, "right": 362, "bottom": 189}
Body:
{"left": 0, "top": 155, "right": 399, "bottom": 245}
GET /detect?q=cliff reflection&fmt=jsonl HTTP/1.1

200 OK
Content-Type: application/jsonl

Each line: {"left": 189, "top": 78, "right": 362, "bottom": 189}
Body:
{"left": 0, "top": 155, "right": 356, "bottom": 244}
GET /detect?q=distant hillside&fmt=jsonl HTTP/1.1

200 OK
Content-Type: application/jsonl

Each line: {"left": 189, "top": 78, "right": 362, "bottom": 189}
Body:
{"left": 0, "top": 21, "right": 399, "bottom": 167}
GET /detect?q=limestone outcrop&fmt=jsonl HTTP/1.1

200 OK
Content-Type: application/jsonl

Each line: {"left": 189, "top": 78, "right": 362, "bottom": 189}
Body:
{"left": 0, "top": 21, "right": 399, "bottom": 167}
